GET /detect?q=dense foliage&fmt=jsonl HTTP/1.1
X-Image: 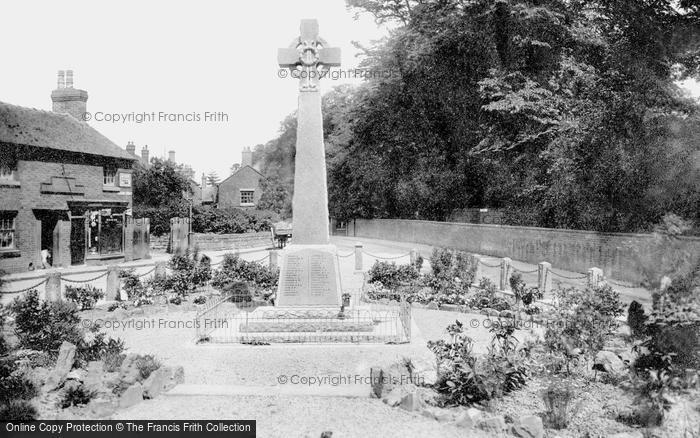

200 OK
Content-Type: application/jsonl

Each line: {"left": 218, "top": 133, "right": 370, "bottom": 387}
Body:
{"left": 211, "top": 253, "right": 280, "bottom": 301}
{"left": 428, "top": 320, "right": 530, "bottom": 406}
{"left": 11, "top": 291, "right": 83, "bottom": 353}
{"left": 64, "top": 285, "right": 105, "bottom": 311}
{"left": 254, "top": 0, "right": 700, "bottom": 235}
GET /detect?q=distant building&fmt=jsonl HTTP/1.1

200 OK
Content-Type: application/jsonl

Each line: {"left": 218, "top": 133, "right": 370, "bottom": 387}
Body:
{"left": 0, "top": 71, "right": 138, "bottom": 273}
{"left": 215, "top": 147, "right": 263, "bottom": 209}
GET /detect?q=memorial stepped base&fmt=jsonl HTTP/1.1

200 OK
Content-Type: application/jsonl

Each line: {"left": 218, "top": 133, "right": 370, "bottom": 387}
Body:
{"left": 206, "top": 306, "right": 409, "bottom": 344}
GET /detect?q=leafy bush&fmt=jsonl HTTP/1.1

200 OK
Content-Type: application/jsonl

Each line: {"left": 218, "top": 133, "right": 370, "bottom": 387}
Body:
{"left": 364, "top": 282, "right": 399, "bottom": 301}
{"left": 509, "top": 272, "right": 543, "bottom": 308}
{"left": 483, "top": 323, "right": 529, "bottom": 397}
{"left": 428, "top": 248, "right": 478, "bottom": 285}
{"left": 160, "top": 249, "right": 212, "bottom": 297}
{"left": 544, "top": 285, "right": 623, "bottom": 363}
{"left": 0, "top": 400, "right": 37, "bottom": 420}
{"left": 193, "top": 296, "right": 206, "bottom": 305}
{"left": 627, "top": 301, "right": 647, "bottom": 339}
{"left": 627, "top": 264, "right": 700, "bottom": 426}
{"left": 64, "top": 285, "right": 104, "bottom": 311}
{"left": 367, "top": 261, "right": 420, "bottom": 289}
{"left": 467, "top": 278, "right": 512, "bottom": 311}
{"left": 11, "top": 290, "right": 83, "bottom": 354}
{"left": 0, "top": 358, "right": 37, "bottom": 404}
{"left": 120, "top": 269, "right": 146, "bottom": 299}
{"left": 192, "top": 206, "right": 278, "bottom": 234}
{"left": 0, "top": 357, "right": 38, "bottom": 421}
{"left": 211, "top": 253, "right": 279, "bottom": 295}
{"left": 428, "top": 319, "right": 530, "bottom": 407}
{"left": 60, "top": 385, "right": 95, "bottom": 408}
{"left": 428, "top": 321, "right": 491, "bottom": 406}
{"left": 76, "top": 330, "right": 125, "bottom": 367}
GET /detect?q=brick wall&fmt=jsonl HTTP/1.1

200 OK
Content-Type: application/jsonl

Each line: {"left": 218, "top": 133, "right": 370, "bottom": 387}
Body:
{"left": 217, "top": 166, "right": 263, "bottom": 209}
{"left": 349, "top": 219, "right": 700, "bottom": 283}
{"left": 0, "top": 145, "right": 134, "bottom": 273}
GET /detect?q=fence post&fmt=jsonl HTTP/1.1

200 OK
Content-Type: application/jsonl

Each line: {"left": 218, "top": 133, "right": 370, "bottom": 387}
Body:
{"left": 538, "top": 262, "right": 552, "bottom": 293}
{"left": 45, "top": 272, "right": 62, "bottom": 302}
{"left": 354, "top": 242, "right": 363, "bottom": 271}
{"left": 587, "top": 267, "right": 604, "bottom": 288}
{"left": 155, "top": 262, "right": 167, "bottom": 278}
{"left": 500, "top": 257, "right": 512, "bottom": 291}
{"left": 106, "top": 266, "right": 121, "bottom": 300}
{"left": 269, "top": 250, "right": 279, "bottom": 269}
{"left": 410, "top": 248, "right": 418, "bottom": 266}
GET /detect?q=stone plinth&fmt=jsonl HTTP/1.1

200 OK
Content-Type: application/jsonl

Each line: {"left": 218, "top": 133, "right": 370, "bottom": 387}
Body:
{"left": 276, "top": 244, "right": 341, "bottom": 307}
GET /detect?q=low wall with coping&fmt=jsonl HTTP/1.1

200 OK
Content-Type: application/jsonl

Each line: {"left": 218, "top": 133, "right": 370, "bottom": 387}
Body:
{"left": 349, "top": 219, "right": 700, "bottom": 283}
{"left": 150, "top": 232, "right": 273, "bottom": 253}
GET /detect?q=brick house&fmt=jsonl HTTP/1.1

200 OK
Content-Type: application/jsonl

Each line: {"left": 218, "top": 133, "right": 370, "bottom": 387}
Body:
{"left": 0, "top": 71, "right": 138, "bottom": 273}
{"left": 215, "top": 147, "right": 264, "bottom": 209}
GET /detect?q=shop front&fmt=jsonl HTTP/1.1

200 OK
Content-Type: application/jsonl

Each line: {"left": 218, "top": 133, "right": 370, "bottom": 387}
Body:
{"left": 68, "top": 200, "right": 130, "bottom": 265}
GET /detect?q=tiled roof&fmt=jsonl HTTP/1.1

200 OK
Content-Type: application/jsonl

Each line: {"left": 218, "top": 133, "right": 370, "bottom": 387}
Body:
{"left": 0, "top": 101, "right": 135, "bottom": 160}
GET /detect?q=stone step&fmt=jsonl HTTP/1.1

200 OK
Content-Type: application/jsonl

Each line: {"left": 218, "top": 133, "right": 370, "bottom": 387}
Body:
{"left": 164, "top": 384, "right": 370, "bottom": 398}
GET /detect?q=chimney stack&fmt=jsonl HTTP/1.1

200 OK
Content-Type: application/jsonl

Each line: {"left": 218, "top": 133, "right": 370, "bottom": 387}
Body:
{"left": 126, "top": 141, "right": 136, "bottom": 156}
{"left": 57, "top": 70, "right": 65, "bottom": 89}
{"left": 141, "top": 145, "right": 149, "bottom": 165}
{"left": 241, "top": 146, "right": 253, "bottom": 167}
{"left": 51, "top": 69, "right": 88, "bottom": 120}
{"left": 168, "top": 150, "right": 176, "bottom": 163}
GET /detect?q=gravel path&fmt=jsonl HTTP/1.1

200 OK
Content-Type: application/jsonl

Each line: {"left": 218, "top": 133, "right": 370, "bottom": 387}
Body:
{"left": 114, "top": 394, "right": 494, "bottom": 438}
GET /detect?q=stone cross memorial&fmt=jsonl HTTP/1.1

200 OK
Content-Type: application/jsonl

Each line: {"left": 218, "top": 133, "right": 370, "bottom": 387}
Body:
{"left": 276, "top": 19, "right": 343, "bottom": 307}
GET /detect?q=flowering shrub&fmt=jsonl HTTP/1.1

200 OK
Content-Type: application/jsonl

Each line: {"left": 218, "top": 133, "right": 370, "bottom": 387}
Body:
{"left": 364, "top": 281, "right": 397, "bottom": 301}
{"left": 428, "top": 319, "right": 530, "bottom": 407}
{"left": 367, "top": 261, "right": 419, "bottom": 289}
{"left": 64, "top": 285, "right": 104, "bottom": 311}
{"left": 543, "top": 284, "right": 623, "bottom": 375}
{"left": 211, "top": 253, "right": 279, "bottom": 300}
{"left": 466, "top": 278, "right": 512, "bottom": 311}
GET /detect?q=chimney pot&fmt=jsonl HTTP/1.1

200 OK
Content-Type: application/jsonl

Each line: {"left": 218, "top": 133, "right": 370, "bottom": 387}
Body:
{"left": 65, "top": 70, "right": 74, "bottom": 88}
{"left": 168, "top": 150, "right": 176, "bottom": 163}
{"left": 141, "top": 145, "right": 150, "bottom": 166}
{"left": 57, "top": 70, "right": 65, "bottom": 89}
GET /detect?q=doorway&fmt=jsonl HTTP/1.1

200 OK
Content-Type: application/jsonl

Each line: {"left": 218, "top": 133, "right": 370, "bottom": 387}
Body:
{"left": 70, "top": 217, "right": 85, "bottom": 265}
{"left": 36, "top": 211, "right": 59, "bottom": 268}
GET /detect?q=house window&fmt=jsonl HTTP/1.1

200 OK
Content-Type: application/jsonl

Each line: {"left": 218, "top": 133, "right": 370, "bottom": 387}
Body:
{"left": 103, "top": 168, "right": 116, "bottom": 186}
{"left": 0, "top": 163, "right": 16, "bottom": 182}
{"left": 240, "top": 190, "right": 255, "bottom": 205}
{"left": 0, "top": 215, "right": 16, "bottom": 249}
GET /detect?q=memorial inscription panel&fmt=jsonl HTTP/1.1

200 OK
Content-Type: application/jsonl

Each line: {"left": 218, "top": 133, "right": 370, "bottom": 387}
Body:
{"left": 277, "top": 248, "right": 340, "bottom": 306}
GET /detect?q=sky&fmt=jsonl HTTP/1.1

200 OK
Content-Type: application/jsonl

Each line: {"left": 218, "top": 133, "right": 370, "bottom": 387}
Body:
{"left": 2, "top": 1, "right": 699, "bottom": 180}
{"left": 0, "top": 0, "right": 387, "bottom": 179}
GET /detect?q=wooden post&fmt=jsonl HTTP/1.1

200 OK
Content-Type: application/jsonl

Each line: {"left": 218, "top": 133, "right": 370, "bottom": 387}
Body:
{"left": 354, "top": 242, "right": 363, "bottom": 271}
